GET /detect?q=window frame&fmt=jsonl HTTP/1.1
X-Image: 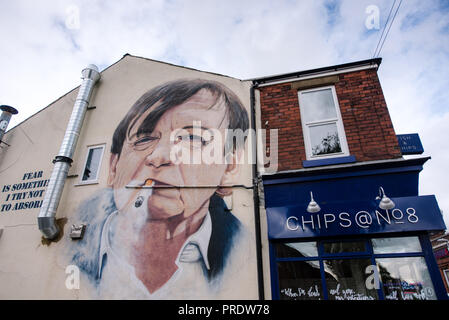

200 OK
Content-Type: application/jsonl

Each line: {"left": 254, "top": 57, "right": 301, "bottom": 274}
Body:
{"left": 270, "top": 235, "right": 439, "bottom": 300}
{"left": 78, "top": 144, "right": 106, "bottom": 185}
{"left": 298, "top": 85, "right": 349, "bottom": 160}
{"left": 444, "top": 269, "right": 449, "bottom": 289}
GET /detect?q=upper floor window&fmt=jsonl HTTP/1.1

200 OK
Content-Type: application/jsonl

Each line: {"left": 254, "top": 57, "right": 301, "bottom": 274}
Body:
{"left": 298, "top": 86, "right": 349, "bottom": 160}
{"left": 80, "top": 144, "right": 105, "bottom": 183}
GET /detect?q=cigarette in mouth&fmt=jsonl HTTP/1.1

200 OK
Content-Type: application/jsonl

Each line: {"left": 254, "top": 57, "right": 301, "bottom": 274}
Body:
{"left": 133, "top": 179, "right": 154, "bottom": 209}
{"left": 144, "top": 179, "right": 154, "bottom": 197}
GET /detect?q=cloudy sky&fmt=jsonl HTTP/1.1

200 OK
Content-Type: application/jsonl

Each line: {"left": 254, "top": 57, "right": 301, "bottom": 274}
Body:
{"left": 1, "top": 0, "right": 448, "bottom": 226}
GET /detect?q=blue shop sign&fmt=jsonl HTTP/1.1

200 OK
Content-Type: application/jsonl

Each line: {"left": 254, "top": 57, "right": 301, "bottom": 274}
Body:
{"left": 267, "top": 195, "right": 445, "bottom": 240}
{"left": 397, "top": 134, "right": 424, "bottom": 155}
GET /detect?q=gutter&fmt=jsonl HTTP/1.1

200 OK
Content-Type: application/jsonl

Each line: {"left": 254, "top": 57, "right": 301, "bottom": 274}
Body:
{"left": 38, "top": 65, "right": 100, "bottom": 239}
{"left": 0, "top": 105, "right": 19, "bottom": 144}
{"left": 249, "top": 57, "right": 382, "bottom": 85}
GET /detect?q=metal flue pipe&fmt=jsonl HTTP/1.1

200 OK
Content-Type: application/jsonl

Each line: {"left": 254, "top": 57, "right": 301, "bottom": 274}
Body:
{"left": 38, "top": 65, "right": 100, "bottom": 239}
{"left": 0, "top": 105, "right": 19, "bottom": 143}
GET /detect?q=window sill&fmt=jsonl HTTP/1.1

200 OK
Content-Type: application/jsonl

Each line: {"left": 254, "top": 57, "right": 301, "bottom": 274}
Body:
{"left": 74, "top": 180, "right": 100, "bottom": 186}
{"left": 302, "top": 155, "right": 356, "bottom": 168}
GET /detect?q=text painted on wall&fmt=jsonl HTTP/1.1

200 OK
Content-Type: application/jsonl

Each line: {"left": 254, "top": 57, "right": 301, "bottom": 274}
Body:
{"left": 1, "top": 171, "right": 49, "bottom": 212}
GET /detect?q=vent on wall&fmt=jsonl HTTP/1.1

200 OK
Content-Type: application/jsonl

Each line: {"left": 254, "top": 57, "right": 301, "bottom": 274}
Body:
{"left": 0, "top": 105, "right": 19, "bottom": 147}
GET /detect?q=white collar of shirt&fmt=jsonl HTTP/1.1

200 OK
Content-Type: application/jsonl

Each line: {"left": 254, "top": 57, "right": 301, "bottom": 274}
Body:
{"left": 97, "top": 210, "right": 212, "bottom": 279}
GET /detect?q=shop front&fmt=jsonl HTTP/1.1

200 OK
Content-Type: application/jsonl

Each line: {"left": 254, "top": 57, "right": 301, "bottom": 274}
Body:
{"left": 263, "top": 157, "right": 447, "bottom": 300}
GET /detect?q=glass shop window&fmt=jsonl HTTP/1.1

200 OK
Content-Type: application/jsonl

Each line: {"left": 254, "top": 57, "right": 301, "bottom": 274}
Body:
{"left": 324, "top": 258, "right": 378, "bottom": 300}
{"left": 323, "top": 241, "right": 367, "bottom": 254}
{"left": 275, "top": 242, "right": 318, "bottom": 258}
{"left": 81, "top": 145, "right": 105, "bottom": 183}
{"left": 371, "top": 236, "right": 422, "bottom": 254}
{"left": 275, "top": 242, "right": 322, "bottom": 300}
{"left": 376, "top": 257, "right": 436, "bottom": 300}
{"left": 272, "top": 236, "right": 439, "bottom": 300}
{"left": 298, "top": 86, "right": 349, "bottom": 160}
{"left": 277, "top": 260, "right": 324, "bottom": 300}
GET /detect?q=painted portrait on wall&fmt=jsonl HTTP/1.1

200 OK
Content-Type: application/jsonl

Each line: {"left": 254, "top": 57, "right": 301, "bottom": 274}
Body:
{"left": 66, "top": 79, "right": 255, "bottom": 299}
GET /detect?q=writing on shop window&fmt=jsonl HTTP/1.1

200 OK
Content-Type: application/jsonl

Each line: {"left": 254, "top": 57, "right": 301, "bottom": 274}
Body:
{"left": 329, "top": 284, "right": 375, "bottom": 300}
{"left": 280, "top": 286, "right": 320, "bottom": 299}
{"left": 384, "top": 282, "right": 434, "bottom": 300}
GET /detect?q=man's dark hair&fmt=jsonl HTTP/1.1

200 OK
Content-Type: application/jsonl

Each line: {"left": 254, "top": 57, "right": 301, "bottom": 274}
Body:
{"left": 111, "top": 79, "right": 249, "bottom": 156}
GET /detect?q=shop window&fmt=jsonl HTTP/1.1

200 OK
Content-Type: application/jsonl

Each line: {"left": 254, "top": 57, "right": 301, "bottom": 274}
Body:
{"left": 271, "top": 236, "right": 440, "bottom": 300}
{"left": 298, "top": 86, "right": 349, "bottom": 160}
{"left": 372, "top": 236, "right": 422, "bottom": 254}
{"left": 323, "top": 241, "right": 366, "bottom": 254}
{"left": 81, "top": 145, "right": 105, "bottom": 183}
{"left": 277, "top": 261, "right": 324, "bottom": 300}
{"left": 324, "top": 258, "right": 378, "bottom": 300}
{"left": 275, "top": 242, "right": 318, "bottom": 258}
{"left": 376, "top": 257, "right": 436, "bottom": 300}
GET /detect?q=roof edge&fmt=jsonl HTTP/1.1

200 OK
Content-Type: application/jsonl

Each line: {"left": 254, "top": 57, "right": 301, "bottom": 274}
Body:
{"left": 248, "top": 57, "right": 382, "bottom": 85}
{"left": 5, "top": 55, "right": 382, "bottom": 133}
{"left": 121, "top": 53, "right": 243, "bottom": 81}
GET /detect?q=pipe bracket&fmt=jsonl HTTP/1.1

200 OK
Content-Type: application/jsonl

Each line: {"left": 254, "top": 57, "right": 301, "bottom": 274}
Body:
{"left": 52, "top": 156, "right": 73, "bottom": 165}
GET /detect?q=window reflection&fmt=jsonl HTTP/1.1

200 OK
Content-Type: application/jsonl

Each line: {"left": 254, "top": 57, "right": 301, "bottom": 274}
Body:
{"left": 82, "top": 146, "right": 103, "bottom": 181}
{"left": 300, "top": 88, "right": 337, "bottom": 123}
{"left": 324, "top": 259, "right": 378, "bottom": 300}
{"left": 377, "top": 257, "right": 436, "bottom": 300}
{"left": 372, "top": 237, "right": 422, "bottom": 254}
{"left": 309, "top": 124, "right": 342, "bottom": 156}
{"left": 323, "top": 241, "right": 366, "bottom": 254}
{"left": 274, "top": 238, "right": 437, "bottom": 300}
{"left": 277, "top": 261, "right": 323, "bottom": 300}
{"left": 275, "top": 242, "right": 318, "bottom": 258}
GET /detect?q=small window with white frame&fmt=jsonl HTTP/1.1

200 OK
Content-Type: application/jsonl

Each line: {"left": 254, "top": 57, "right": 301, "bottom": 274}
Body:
{"left": 298, "top": 86, "right": 349, "bottom": 160}
{"left": 444, "top": 269, "right": 449, "bottom": 288}
{"left": 80, "top": 144, "right": 105, "bottom": 184}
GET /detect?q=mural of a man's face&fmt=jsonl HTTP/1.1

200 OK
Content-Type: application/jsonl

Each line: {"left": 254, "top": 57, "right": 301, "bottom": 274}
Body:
{"left": 108, "top": 89, "right": 238, "bottom": 223}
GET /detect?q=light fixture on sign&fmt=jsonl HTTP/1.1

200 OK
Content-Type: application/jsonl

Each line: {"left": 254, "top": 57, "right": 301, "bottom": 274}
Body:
{"left": 376, "top": 187, "right": 395, "bottom": 210}
{"left": 307, "top": 191, "right": 321, "bottom": 213}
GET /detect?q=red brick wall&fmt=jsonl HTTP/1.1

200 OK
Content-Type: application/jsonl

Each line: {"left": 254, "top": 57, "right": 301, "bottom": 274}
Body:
{"left": 437, "top": 257, "right": 449, "bottom": 293}
{"left": 259, "top": 68, "right": 402, "bottom": 172}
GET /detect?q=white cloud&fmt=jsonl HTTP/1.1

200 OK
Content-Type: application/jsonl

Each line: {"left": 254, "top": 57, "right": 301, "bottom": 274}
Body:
{"left": 373, "top": 1, "right": 449, "bottom": 227}
{"left": 1, "top": 0, "right": 448, "bottom": 226}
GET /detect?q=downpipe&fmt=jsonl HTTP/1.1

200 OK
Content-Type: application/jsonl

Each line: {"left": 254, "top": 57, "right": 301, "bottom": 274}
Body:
{"left": 38, "top": 65, "right": 100, "bottom": 239}
{"left": 250, "top": 84, "right": 265, "bottom": 300}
